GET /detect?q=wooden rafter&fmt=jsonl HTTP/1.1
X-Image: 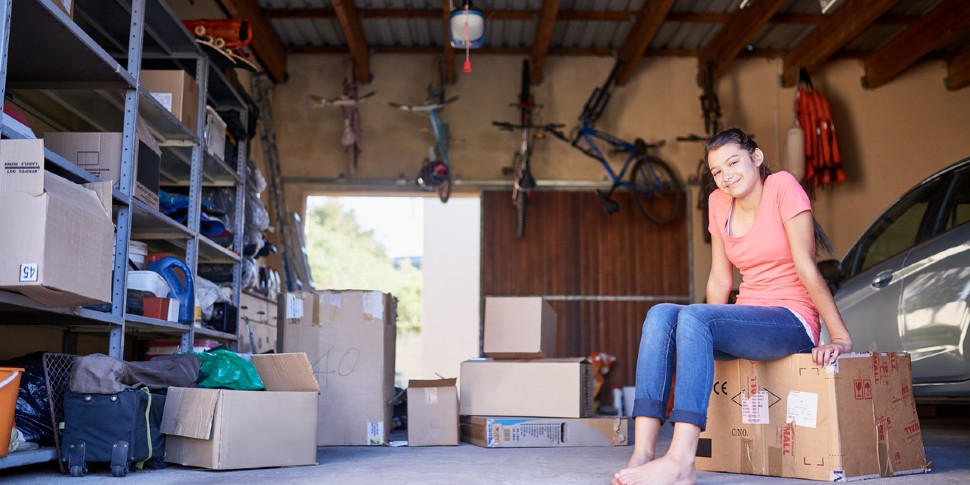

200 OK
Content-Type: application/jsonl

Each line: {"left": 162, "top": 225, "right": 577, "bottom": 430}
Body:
{"left": 217, "top": 0, "right": 287, "bottom": 83}
{"left": 529, "top": 0, "right": 561, "bottom": 84}
{"left": 442, "top": 1, "right": 455, "bottom": 84}
{"left": 946, "top": 48, "right": 970, "bottom": 90}
{"left": 615, "top": 0, "right": 675, "bottom": 86}
{"left": 862, "top": 0, "right": 970, "bottom": 89}
{"left": 331, "top": 0, "right": 370, "bottom": 83}
{"left": 781, "top": 0, "right": 900, "bottom": 87}
{"left": 697, "top": 0, "right": 787, "bottom": 81}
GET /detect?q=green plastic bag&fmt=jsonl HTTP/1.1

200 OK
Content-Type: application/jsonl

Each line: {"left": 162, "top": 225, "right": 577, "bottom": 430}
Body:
{"left": 190, "top": 349, "right": 266, "bottom": 391}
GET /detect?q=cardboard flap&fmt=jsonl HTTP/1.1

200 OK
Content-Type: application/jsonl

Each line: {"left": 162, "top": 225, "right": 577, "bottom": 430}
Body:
{"left": 82, "top": 180, "right": 113, "bottom": 215}
{"left": 252, "top": 353, "right": 321, "bottom": 393}
{"left": 160, "top": 387, "right": 219, "bottom": 440}
{"left": 409, "top": 378, "right": 457, "bottom": 388}
{"left": 0, "top": 139, "right": 45, "bottom": 195}
{"left": 44, "top": 172, "right": 114, "bottom": 223}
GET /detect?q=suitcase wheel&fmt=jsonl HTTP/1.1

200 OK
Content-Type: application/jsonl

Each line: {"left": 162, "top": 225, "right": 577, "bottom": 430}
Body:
{"left": 69, "top": 465, "right": 85, "bottom": 478}
{"left": 111, "top": 464, "right": 128, "bottom": 477}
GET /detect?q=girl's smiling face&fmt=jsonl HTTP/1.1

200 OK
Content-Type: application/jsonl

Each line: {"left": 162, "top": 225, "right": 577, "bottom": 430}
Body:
{"left": 708, "top": 142, "right": 764, "bottom": 199}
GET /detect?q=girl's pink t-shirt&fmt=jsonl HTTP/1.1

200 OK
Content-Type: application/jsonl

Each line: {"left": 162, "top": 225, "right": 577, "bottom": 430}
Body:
{"left": 708, "top": 171, "right": 820, "bottom": 344}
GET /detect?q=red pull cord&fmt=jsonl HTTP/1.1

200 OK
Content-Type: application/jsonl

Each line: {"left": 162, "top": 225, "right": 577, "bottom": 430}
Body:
{"left": 463, "top": 4, "right": 472, "bottom": 73}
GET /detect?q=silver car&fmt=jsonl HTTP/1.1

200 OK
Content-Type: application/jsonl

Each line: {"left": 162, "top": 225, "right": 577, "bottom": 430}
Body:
{"left": 820, "top": 157, "right": 970, "bottom": 399}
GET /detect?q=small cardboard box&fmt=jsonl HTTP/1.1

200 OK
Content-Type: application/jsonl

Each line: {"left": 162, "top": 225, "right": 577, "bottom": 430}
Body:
{"left": 407, "top": 378, "right": 459, "bottom": 446}
{"left": 696, "top": 353, "right": 930, "bottom": 481}
{"left": 484, "top": 297, "right": 558, "bottom": 359}
{"left": 461, "top": 416, "right": 628, "bottom": 448}
{"left": 281, "top": 290, "right": 397, "bottom": 446}
{"left": 44, "top": 119, "right": 162, "bottom": 209}
{"left": 459, "top": 358, "right": 594, "bottom": 418}
{"left": 204, "top": 106, "right": 227, "bottom": 161}
{"left": 161, "top": 353, "right": 321, "bottom": 470}
{"left": 140, "top": 70, "right": 201, "bottom": 132}
{"left": 0, "top": 139, "right": 113, "bottom": 307}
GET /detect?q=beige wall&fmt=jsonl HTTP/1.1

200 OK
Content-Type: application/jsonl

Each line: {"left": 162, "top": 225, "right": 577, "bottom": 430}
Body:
{"left": 276, "top": 54, "right": 970, "bottom": 300}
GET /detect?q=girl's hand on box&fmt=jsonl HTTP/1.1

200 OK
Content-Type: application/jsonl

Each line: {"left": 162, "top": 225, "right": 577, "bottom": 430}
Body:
{"left": 812, "top": 339, "right": 851, "bottom": 366}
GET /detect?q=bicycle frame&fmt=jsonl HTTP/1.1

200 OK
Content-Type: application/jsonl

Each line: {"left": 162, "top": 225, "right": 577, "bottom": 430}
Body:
{"left": 305, "top": 66, "right": 374, "bottom": 176}
{"left": 571, "top": 123, "right": 643, "bottom": 189}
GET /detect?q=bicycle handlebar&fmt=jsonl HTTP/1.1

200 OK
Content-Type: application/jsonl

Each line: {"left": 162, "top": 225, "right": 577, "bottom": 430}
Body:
{"left": 491, "top": 121, "right": 568, "bottom": 137}
{"left": 389, "top": 96, "right": 459, "bottom": 113}
{"left": 676, "top": 134, "right": 707, "bottom": 143}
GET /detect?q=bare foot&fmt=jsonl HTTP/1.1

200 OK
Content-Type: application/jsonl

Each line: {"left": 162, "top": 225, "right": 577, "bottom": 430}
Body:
{"left": 613, "top": 454, "right": 696, "bottom": 485}
{"left": 626, "top": 448, "right": 654, "bottom": 468}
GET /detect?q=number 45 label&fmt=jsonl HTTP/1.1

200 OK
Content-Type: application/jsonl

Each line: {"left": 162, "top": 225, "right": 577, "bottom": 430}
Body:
{"left": 19, "top": 264, "right": 38, "bottom": 282}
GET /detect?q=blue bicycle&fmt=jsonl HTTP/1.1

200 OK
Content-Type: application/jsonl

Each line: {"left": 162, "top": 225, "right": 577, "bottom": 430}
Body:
{"left": 389, "top": 60, "right": 457, "bottom": 203}
{"left": 569, "top": 62, "right": 684, "bottom": 225}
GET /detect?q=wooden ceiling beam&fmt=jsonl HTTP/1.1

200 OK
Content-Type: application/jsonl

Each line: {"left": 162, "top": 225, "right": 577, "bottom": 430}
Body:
{"left": 945, "top": 48, "right": 970, "bottom": 90}
{"left": 615, "top": 0, "right": 675, "bottom": 86}
{"left": 529, "top": 0, "right": 561, "bottom": 84}
{"left": 862, "top": 0, "right": 970, "bottom": 89}
{"left": 781, "top": 0, "right": 900, "bottom": 87}
{"left": 331, "top": 0, "right": 370, "bottom": 83}
{"left": 698, "top": 0, "right": 787, "bottom": 81}
{"left": 263, "top": 8, "right": 919, "bottom": 26}
{"left": 217, "top": 0, "right": 287, "bottom": 83}
{"left": 287, "top": 45, "right": 793, "bottom": 59}
{"left": 442, "top": 1, "right": 455, "bottom": 84}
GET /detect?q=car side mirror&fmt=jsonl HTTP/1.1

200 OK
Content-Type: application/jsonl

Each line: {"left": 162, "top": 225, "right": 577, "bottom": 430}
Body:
{"left": 817, "top": 259, "right": 842, "bottom": 295}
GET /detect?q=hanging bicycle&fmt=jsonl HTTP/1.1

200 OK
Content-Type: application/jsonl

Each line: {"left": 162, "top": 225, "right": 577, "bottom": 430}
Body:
{"left": 568, "top": 61, "right": 684, "bottom": 225}
{"left": 491, "top": 59, "right": 567, "bottom": 238}
{"left": 305, "top": 61, "right": 375, "bottom": 176}
{"left": 389, "top": 59, "right": 458, "bottom": 203}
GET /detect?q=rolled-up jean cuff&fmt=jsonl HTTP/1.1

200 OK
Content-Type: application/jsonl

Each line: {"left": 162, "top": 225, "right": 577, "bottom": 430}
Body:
{"left": 668, "top": 409, "right": 707, "bottom": 431}
{"left": 631, "top": 398, "right": 667, "bottom": 423}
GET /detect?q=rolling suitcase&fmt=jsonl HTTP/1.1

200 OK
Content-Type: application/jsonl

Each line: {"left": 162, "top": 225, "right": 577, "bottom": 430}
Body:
{"left": 61, "top": 387, "right": 162, "bottom": 477}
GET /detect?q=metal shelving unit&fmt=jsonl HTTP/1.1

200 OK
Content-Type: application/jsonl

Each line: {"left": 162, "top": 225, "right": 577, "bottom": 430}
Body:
{"left": 0, "top": 0, "right": 250, "bottom": 469}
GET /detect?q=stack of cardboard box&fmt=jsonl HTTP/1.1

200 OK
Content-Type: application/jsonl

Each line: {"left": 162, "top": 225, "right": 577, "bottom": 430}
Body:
{"left": 281, "top": 290, "right": 397, "bottom": 446}
{"left": 459, "top": 297, "right": 628, "bottom": 448}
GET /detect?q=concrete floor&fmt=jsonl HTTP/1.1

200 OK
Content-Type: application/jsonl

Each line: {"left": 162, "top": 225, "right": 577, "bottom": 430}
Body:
{"left": 2, "top": 411, "right": 968, "bottom": 484}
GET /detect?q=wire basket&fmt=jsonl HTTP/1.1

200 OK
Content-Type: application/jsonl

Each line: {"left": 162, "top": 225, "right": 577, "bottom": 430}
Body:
{"left": 42, "top": 353, "right": 76, "bottom": 474}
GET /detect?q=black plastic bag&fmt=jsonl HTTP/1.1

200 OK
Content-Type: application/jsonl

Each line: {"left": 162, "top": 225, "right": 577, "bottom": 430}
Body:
{"left": 0, "top": 352, "right": 54, "bottom": 445}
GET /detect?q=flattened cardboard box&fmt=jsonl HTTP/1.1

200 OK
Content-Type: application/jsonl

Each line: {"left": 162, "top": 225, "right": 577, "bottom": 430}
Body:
{"left": 160, "top": 353, "right": 320, "bottom": 470}
{"left": 0, "top": 139, "right": 113, "bottom": 307}
{"left": 696, "top": 353, "right": 929, "bottom": 481}
{"left": 281, "top": 290, "right": 397, "bottom": 446}
{"left": 407, "top": 378, "right": 459, "bottom": 446}
{"left": 461, "top": 416, "right": 628, "bottom": 448}
{"left": 459, "top": 358, "right": 594, "bottom": 418}
{"left": 484, "top": 297, "right": 558, "bottom": 359}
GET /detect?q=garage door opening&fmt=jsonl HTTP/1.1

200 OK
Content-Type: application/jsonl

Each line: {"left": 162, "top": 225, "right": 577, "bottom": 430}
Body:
{"left": 304, "top": 195, "right": 481, "bottom": 385}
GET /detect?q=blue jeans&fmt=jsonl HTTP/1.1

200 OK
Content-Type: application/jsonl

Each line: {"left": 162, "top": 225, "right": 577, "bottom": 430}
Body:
{"left": 631, "top": 303, "right": 815, "bottom": 431}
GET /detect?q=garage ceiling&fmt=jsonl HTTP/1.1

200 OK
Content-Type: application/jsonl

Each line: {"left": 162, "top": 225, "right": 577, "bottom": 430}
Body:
{"left": 223, "top": 0, "right": 970, "bottom": 91}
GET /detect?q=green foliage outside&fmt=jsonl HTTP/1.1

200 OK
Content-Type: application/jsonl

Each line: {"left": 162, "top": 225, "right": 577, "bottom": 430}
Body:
{"left": 304, "top": 198, "right": 423, "bottom": 333}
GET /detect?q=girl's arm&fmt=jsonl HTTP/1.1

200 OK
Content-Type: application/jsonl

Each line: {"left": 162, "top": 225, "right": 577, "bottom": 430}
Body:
{"left": 784, "top": 211, "right": 853, "bottom": 366}
{"left": 706, "top": 236, "right": 734, "bottom": 305}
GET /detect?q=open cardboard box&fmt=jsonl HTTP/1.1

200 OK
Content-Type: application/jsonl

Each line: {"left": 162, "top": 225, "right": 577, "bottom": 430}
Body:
{"left": 161, "top": 353, "right": 321, "bottom": 470}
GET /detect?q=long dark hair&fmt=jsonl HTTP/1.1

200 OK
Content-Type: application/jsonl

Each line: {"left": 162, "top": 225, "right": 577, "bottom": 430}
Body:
{"left": 705, "top": 128, "right": 834, "bottom": 256}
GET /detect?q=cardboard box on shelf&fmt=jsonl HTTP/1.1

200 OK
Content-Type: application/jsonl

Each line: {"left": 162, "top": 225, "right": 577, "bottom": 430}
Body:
{"left": 460, "top": 415, "right": 628, "bottom": 448}
{"left": 0, "top": 139, "right": 113, "bottom": 307}
{"left": 204, "top": 106, "right": 227, "bottom": 161}
{"left": 459, "top": 358, "right": 594, "bottom": 418}
{"left": 43, "top": 117, "right": 162, "bottom": 209}
{"left": 140, "top": 70, "right": 201, "bottom": 132}
{"left": 407, "top": 378, "right": 459, "bottom": 446}
{"left": 281, "top": 290, "right": 397, "bottom": 446}
{"left": 484, "top": 297, "right": 557, "bottom": 359}
{"left": 160, "top": 353, "right": 320, "bottom": 470}
{"left": 143, "top": 297, "right": 179, "bottom": 322}
{"left": 696, "top": 353, "right": 930, "bottom": 481}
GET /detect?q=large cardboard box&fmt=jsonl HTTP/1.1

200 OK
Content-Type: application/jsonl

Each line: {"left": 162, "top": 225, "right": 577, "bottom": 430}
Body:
{"left": 484, "top": 297, "right": 558, "bottom": 359}
{"left": 407, "top": 378, "right": 459, "bottom": 446}
{"left": 140, "top": 70, "right": 201, "bottom": 132}
{"left": 44, "top": 119, "right": 162, "bottom": 209}
{"left": 696, "top": 353, "right": 930, "bottom": 481}
{"left": 461, "top": 416, "right": 628, "bottom": 448}
{"left": 160, "top": 353, "right": 321, "bottom": 470}
{"left": 0, "top": 139, "right": 113, "bottom": 307}
{"left": 459, "top": 358, "right": 593, "bottom": 418}
{"left": 281, "top": 290, "right": 397, "bottom": 446}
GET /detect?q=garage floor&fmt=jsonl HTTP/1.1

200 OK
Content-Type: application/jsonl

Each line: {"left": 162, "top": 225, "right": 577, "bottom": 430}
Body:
{"left": 2, "top": 410, "right": 968, "bottom": 484}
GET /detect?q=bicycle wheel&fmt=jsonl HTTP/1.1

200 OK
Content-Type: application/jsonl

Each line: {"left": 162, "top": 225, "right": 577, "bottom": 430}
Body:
{"left": 438, "top": 169, "right": 452, "bottom": 203}
{"left": 630, "top": 156, "right": 684, "bottom": 225}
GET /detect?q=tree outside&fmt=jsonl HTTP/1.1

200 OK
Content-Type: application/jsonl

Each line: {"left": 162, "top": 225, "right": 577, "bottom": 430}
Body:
{"left": 303, "top": 197, "right": 423, "bottom": 333}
